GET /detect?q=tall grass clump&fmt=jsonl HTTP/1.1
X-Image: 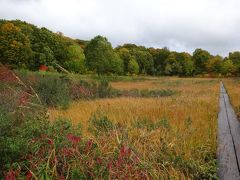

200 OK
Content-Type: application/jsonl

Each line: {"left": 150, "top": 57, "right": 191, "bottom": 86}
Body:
{"left": 119, "top": 89, "right": 177, "bottom": 98}
{"left": 86, "top": 112, "right": 217, "bottom": 179}
{"left": 224, "top": 78, "right": 240, "bottom": 119}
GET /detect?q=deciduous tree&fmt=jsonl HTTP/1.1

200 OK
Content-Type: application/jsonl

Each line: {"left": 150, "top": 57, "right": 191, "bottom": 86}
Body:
{"left": 85, "top": 36, "right": 123, "bottom": 74}
{"left": 0, "top": 22, "right": 32, "bottom": 68}
{"left": 228, "top": 51, "right": 240, "bottom": 74}
{"left": 64, "top": 44, "right": 86, "bottom": 73}
{"left": 128, "top": 58, "right": 139, "bottom": 74}
{"left": 206, "top": 55, "right": 223, "bottom": 74}
{"left": 193, "top": 48, "right": 211, "bottom": 74}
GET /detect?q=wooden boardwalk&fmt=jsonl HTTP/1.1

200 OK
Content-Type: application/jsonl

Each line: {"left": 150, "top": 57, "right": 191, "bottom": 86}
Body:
{"left": 218, "top": 82, "right": 240, "bottom": 179}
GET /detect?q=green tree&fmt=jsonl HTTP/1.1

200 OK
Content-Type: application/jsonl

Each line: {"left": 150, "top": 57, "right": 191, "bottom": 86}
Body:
{"left": 182, "top": 58, "right": 195, "bottom": 76}
{"left": 30, "top": 43, "right": 56, "bottom": 70}
{"left": 193, "top": 48, "right": 211, "bottom": 74}
{"left": 176, "top": 52, "right": 195, "bottom": 76}
{"left": 36, "top": 27, "right": 68, "bottom": 64}
{"left": 228, "top": 51, "right": 240, "bottom": 74}
{"left": 109, "top": 52, "right": 124, "bottom": 74}
{"left": 75, "top": 39, "right": 89, "bottom": 50}
{"left": 85, "top": 35, "right": 123, "bottom": 74}
{"left": 116, "top": 44, "right": 154, "bottom": 75}
{"left": 149, "top": 47, "right": 170, "bottom": 75}
{"left": 128, "top": 58, "right": 139, "bottom": 74}
{"left": 7, "top": 20, "right": 71, "bottom": 69}
{"left": 117, "top": 48, "right": 133, "bottom": 73}
{"left": 164, "top": 52, "right": 182, "bottom": 75}
{"left": 221, "top": 59, "right": 236, "bottom": 76}
{"left": 206, "top": 55, "right": 223, "bottom": 74}
{"left": 64, "top": 44, "right": 86, "bottom": 73}
{"left": 0, "top": 22, "right": 32, "bottom": 68}
{"left": 131, "top": 48, "right": 154, "bottom": 74}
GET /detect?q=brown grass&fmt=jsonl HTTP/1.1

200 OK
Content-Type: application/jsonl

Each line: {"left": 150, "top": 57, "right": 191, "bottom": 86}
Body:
{"left": 223, "top": 78, "right": 240, "bottom": 118}
{"left": 49, "top": 77, "right": 220, "bottom": 178}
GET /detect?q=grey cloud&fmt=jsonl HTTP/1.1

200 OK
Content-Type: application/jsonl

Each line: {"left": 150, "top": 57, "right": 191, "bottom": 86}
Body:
{"left": 1, "top": 0, "right": 240, "bottom": 57}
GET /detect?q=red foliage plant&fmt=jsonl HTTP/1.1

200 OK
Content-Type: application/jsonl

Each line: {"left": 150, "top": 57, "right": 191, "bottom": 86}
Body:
{"left": 18, "top": 91, "right": 30, "bottom": 106}
{"left": 66, "top": 134, "right": 81, "bottom": 144}
{"left": 69, "top": 83, "right": 94, "bottom": 100}
{"left": 5, "top": 169, "right": 18, "bottom": 180}
{"left": 107, "top": 145, "right": 147, "bottom": 179}
{"left": 0, "top": 65, "right": 18, "bottom": 83}
{"left": 26, "top": 171, "right": 32, "bottom": 180}
{"left": 15, "top": 133, "right": 148, "bottom": 179}
{"left": 39, "top": 65, "right": 48, "bottom": 71}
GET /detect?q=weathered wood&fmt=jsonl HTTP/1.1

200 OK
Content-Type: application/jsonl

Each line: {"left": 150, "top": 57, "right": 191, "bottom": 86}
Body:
{"left": 217, "top": 82, "right": 240, "bottom": 179}
{"left": 223, "top": 87, "right": 240, "bottom": 167}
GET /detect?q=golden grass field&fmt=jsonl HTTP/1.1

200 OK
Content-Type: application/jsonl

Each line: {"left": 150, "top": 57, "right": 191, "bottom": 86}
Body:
{"left": 223, "top": 78, "right": 240, "bottom": 118}
{"left": 49, "top": 77, "right": 220, "bottom": 178}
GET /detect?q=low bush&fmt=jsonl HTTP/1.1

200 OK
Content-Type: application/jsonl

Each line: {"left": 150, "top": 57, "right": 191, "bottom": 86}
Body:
{"left": 16, "top": 70, "right": 119, "bottom": 103}
{"left": 88, "top": 114, "right": 114, "bottom": 136}
{"left": 1, "top": 108, "right": 148, "bottom": 179}
{"left": 69, "top": 80, "right": 96, "bottom": 100}
{"left": 97, "top": 77, "right": 112, "bottom": 98}
{"left": 33, "top": 74, "right": 71, "bottom": 109}
{"left": 87, "top": 74, "right": 152, "bottom": 82}
{"left": 15, "top": 70, "right": 176, "bottom": 108}
{"left": 133, "top": 118, "right": 170, "bottom": 131}
{"left": 119, "top": 89, "right": 177, "bottom": 98}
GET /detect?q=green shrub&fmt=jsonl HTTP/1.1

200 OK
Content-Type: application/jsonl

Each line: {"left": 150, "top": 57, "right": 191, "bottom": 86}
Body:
{"left": 88, "top": 114, "right": 114, "bottom": 136}
{"left": 97, "top": 77, "right": 112, "bottom": 98}
{"left": 0, "top": 103, "right": 83, "bottom": 178}
{"left": 91, "top": 75, "right": 148, "bottom": 82}
{"left": 133, "top": 118, "right": 170, "bottom": 131}
{"left": 120, "top": 89, "right": 176, "bottom": 98}
{"left": 15, "top": 71, "right": 175, "bottom": 103}
{"left": 0, "top": 108, "right": 49, "bottom": 177}
{"left": 34, "top": 74, "right": 71, "bottom": 108}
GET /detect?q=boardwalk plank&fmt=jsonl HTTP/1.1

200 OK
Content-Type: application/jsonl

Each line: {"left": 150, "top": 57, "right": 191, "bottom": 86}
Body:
{"left": 217, "top": 82, "right": 240, "bottom": 179}
{"left": 223, "top": 87, "right": 240, "bottom": 168}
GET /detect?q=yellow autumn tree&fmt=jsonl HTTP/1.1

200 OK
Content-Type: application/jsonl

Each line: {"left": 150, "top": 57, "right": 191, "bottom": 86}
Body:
{"left": 0, "top": 22, "right": 32, "bottom": 68}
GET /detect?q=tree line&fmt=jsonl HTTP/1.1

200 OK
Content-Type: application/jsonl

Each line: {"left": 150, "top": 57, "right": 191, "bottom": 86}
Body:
{"left": 0, "top": 19, "right": 239, "bottom": 76}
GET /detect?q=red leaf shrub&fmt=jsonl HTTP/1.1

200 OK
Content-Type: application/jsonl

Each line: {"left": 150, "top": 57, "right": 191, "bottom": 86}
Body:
{"left": 18, "top": 91, "right": 30, "bottom": 106}
{"left": 26, "top": 171, "right": 32, "bottom": 180}
{"left": 5, "top": 170, "right": 15, "bottom": 180}
{"left": 66, "top": 134, "right": 81, "bottom": 144}
{"left": 0, "top": 65, "right": 18, "bottom": 84}
{"left": 39, "top": 65, "right": 48, "bottom": 71}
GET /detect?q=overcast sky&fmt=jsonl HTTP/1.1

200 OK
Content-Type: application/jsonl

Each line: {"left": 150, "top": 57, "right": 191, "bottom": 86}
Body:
{"left": 1, "top": 0, "right": 240, "bottom": 56}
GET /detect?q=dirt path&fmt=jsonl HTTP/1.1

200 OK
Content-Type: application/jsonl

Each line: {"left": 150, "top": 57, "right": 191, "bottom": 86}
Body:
{"left": 218, "top": 82, "right": 240, "bottom": 179}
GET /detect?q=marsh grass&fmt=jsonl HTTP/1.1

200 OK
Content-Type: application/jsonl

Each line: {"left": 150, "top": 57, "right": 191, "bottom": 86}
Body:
{"left": 2, "top": 67, "right": 220, "bottom": 178}
{"left": 50, "top": 77, "right": 220, "bottom": 178}
{"left": 223, "top": 78, "right": 240, "bottom": 118}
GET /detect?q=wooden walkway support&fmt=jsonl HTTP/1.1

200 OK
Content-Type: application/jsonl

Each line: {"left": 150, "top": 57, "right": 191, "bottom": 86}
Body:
{"left": 218, "top": 82, "right": 240, "bottom": 179}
